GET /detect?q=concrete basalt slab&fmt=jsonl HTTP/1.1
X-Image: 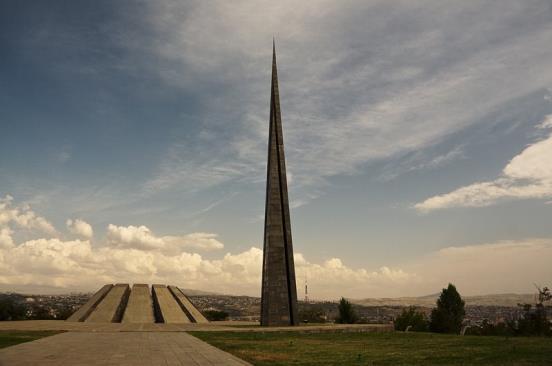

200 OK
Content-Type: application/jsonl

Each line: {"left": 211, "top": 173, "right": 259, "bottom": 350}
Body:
{"left": 169, "top": 286, "right": 209, "bottom": 323}
{"left": 152, "top": 284, "right": 191, "bottom": 323}
{"left": 85, "top": 284, "right": 130, "bottom": 323}
{"left": 66, "top": 284, "right": 113, "bottom": 322}
{"left": 122, "top": 284, "right": 154, "bottom": 323}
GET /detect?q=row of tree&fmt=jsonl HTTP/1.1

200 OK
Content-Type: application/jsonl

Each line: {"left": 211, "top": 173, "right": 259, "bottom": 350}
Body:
{"left": 332, "top": 283, "right": 551, "bottom": 337}
{"left": 393, "top": 284, "right": 551, "bottom": 336}
{"left": 333, "top": 284, "right": 467, "bottom": 331}
{"left": 394, "top": 283, "right": 465, "bottom": 333}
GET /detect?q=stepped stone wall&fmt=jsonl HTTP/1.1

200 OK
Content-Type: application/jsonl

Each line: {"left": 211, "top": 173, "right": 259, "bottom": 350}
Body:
{"left": 68, "top": 284, "right": 208, "bottom": 324}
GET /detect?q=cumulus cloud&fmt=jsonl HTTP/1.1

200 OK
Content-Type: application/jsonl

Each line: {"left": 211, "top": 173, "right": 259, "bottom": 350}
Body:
{"left": 0, "top": 234, "right": 412, "bottom": 297}
{"left": 0, "top": 197, "right": 411, "bottom": 296}
{"left": 294, "top": 256, "right": 413, "bottom": 299}
{"left": 0, "top": 227, "right": 14, "bottom": 249}
{"left": 66, "top": 219, "right": 93, "bottom": 239}
{"left": 0, "top": 196, "right": 549, "bottom": 298}
{"left": 107, "top": 224, "right": 163, "bottom": 250}
{"left": 1, "top": 231, "right": 550, "bottom": 298}
{"left": 107, "top": 224, "right": 224, "bottom": 253}
{"left": 0, "top": 195, "right": 56, "bottom": 235}
{"left": 415, "top": 116, "right": 552, "bottom": 212}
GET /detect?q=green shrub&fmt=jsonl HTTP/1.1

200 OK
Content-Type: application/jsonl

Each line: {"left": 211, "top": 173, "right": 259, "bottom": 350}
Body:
{"left": 394, "top": 306, "right": 428, "bottom": 332}
{"left": 298, "top": 307, "right": 326, "bottom": 323}
{"left": 335, "top": 297, "right": 358, "bottom": 324}
{"left": 0, "top": 297, "right": 26, "bottom": 321}
{"left": 203, "top": 310, "right": 229, "bottom": 321}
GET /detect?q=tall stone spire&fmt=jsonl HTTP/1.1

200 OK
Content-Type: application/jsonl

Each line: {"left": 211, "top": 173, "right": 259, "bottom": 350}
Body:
{"left": 260, "top": 41, "right": 299, "bottom": 326}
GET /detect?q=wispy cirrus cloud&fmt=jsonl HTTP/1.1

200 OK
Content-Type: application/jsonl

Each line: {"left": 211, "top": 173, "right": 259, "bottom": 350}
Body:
{"left": 132, "top": 1, "right": 552, "bottom": 206}
{"left": 379, "top": 145, "right": 465, "bottom": 182}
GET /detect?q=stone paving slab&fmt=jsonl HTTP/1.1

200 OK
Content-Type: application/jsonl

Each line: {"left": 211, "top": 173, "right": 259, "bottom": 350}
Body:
{"left": 0, "top": 332, "right": 251, "bottom": 366}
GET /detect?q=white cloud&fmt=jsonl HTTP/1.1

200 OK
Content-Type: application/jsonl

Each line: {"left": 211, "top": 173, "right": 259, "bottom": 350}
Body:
{"left": 0, "top": 233, "right": 411, "bottom": 297}
{"left": 415, "top": 116, "right": 552, "bottom": 212}
{"left": 538, "top": 114, "right": 552, "bottom": 129}
{"left": 1, "top": 231, "right": 550, "bottom": 298}
{"left": 0, "top": 195, "right": 56, "bottom": 235}
{"left": 294, "top": 256, "right": 413, "bottom": 299}
{"left": 107, "top": 224, "right": 164, "bottom": 250}
{"left": 0, "top": 227, "right": 14, "bottom": 249}
{"left": 0, "top": 196, "right": 550, "bottom": 298}
{"left": 66, "top": 219, "right": 93, "bottom": 239}
{"left": 163, "top": 232, "right": 224, "bottom": 252}
{"left": 107, "top": 224, "right": 224, "bottom": 253}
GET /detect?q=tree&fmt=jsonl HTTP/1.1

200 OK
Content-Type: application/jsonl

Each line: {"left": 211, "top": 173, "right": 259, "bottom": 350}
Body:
{"left": 509, "top": 285, "right": 551, "bottom": 336}
{"left": 29, "top": 305, "right": 55, "bottom": 320}
{"left": 55, "top": 305, "right": 76, "bottom": 320}
{"left": 394, "top": 306, "right": 428, "bottom": 332}
{"left": 298, "top": 306, "right": 327, "bottom": 324}
{"left": 0, "top": 296, "right": 26, "bottom": 321}
{"left": 203, "top": 310, "right": 229, "bottom": 321}
{"left": 336, "top": 297, "right": 357, "bottom": 324}
{"left": 537, "top": 286, "right": 551, "bottom": 304}
{"left": 466, "top": 319, "right": 512, "bottom": 336}
{"left": 429, "top": 283, "right": 465, "bottom": 334}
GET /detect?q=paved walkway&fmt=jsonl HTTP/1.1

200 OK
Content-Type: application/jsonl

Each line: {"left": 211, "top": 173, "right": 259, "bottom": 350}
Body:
{"left": 0, "top": 332, "right": 251, "bottom": 366}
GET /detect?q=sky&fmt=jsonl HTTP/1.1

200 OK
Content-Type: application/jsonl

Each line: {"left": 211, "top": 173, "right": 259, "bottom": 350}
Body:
{"left": 1, "top": 0, "right": 552, "bottom": 299}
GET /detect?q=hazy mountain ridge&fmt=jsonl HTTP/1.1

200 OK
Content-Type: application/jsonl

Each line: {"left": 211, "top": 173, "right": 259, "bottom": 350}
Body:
{"left": 352, "top": 293, "right": 537, "bottom": 307}
{"left": 179, "top": 288, "right": 221, "bottom": 296}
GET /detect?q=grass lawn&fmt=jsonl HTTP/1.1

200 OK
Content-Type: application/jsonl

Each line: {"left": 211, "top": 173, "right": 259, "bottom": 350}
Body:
{"left": 190, "top": 330, "right": 552, "bottom": 365}
{"left": 0, "top": 331, "right": 62, "bottom": 349}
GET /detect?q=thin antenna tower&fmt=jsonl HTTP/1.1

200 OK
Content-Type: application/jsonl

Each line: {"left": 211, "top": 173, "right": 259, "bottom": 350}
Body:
{"left": 304, "top": 274, "right": 309, "bottom": 303}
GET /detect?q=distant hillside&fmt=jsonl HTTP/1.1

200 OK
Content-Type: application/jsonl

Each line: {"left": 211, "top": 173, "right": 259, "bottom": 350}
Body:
{"left": 179, "top": 288, "right": 221, "bottom": 296}
{"left": 352, "top": 293, "right": 537, "bottom": 307}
